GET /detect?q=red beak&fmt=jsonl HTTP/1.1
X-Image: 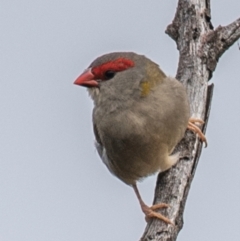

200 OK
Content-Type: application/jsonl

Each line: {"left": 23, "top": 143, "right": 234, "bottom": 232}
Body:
{"left": 74, "top": 68, "right": 98, "bottom": 87}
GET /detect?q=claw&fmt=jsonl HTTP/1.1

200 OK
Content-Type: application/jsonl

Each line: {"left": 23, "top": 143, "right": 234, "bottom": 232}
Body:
{"left": 188, "top": 118, "right": 207, "bottom": 147}
{"left": 132, "top": 184, "right": 173, "bottom": 225}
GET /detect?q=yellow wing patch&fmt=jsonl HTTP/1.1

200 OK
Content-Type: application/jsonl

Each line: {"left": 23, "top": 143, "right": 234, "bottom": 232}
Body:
{"left": 140, "top": 62, "right": 166, "bottom": 97}
{"left": 140, "top": 81, "right": 151, "bottom": 97}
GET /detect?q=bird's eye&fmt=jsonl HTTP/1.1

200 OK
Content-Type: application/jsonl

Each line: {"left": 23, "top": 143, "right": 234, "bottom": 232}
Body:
{"left": 104, "top": 70, "right": 116, "bottom": 80}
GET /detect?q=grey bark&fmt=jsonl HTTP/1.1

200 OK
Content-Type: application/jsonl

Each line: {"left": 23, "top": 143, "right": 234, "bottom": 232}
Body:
{"left": 140, "top": 1, "right": 240, "bottom": 241}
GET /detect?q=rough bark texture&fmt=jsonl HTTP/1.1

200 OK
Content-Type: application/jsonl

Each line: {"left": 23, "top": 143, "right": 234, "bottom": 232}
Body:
{"left": 140, "top": 1, "right": 240, "bottom": 241}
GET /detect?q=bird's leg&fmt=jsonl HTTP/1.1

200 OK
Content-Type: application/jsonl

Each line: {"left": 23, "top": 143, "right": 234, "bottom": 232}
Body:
{"left": 187, "top": 118, "right": 207, "bottom": 147}
{"left": 132, "top": 183, "right": 173, "bottom": 225}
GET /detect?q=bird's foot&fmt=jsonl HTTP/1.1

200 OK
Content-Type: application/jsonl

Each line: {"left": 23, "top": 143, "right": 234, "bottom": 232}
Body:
{"left": 132, "top": 184, "right": 173, "bottom": 225}
{"left": 187, "top": 118, "right": 207, "bottom": 147}
{"left": 141, "top": 203, "right": 173, "bottom": 225}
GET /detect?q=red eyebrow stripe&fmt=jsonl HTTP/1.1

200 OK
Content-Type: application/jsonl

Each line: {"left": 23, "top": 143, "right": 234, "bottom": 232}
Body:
{"left": 92, "top": 58, "right": 134, "bottom": 80}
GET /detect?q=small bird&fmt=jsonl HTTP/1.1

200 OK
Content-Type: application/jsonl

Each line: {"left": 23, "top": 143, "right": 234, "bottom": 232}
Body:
{"left": 74, "top": 52, "right": 206, "bottom": 225}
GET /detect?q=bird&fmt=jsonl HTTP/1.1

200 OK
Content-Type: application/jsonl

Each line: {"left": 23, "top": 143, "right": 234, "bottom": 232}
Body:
{"left": 74, "top": 52, "right": 206, "bottom": 225}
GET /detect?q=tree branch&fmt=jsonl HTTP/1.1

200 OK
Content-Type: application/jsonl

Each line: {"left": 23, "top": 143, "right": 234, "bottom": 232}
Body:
{"left": 200, "top": 18, "right": 240, "bottom": 73}
{"left": 140, "top": 1, "right": 238, "bottom": 240}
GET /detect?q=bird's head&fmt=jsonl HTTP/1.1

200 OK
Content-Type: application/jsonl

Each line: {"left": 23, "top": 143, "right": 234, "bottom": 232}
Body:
{"left": 74, "top": 52, "right": 136, "bottom": 88}
{"left": 74, "top": 52, "right": 166, "bottom": 104}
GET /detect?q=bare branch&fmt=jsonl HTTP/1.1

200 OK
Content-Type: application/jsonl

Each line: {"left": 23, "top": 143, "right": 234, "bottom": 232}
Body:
{"left": 200, "top": 18, "right": 240, "bottom": 73}
{"left": 140, "top": 0, "right": 238, "bottom": 240}
{"left": 166, "top": 0, "right": 213, "bottom": 43}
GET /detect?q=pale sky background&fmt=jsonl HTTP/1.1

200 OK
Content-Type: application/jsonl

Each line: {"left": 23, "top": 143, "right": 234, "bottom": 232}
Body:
{"left": 1, "top": 1, "right": 240, "bottom": 241}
